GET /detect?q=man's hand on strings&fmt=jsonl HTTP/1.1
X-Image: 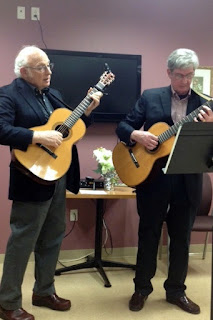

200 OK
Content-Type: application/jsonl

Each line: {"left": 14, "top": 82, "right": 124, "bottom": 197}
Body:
{"left": 194, "top": 105, "right": 213, "bottom": 122}
{"left": 84, "top": 88, "right": 103, "bottom": 117}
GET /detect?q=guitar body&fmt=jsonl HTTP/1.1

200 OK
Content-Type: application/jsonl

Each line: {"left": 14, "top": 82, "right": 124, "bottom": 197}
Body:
{"left": 14, "top": 108, "right": 86, "bottom": 183}
{"left": 112, "top": 122, "right": 175, "bottom": 187}
{"left": 13, "top": 70, "right": 115, "bottom": 184}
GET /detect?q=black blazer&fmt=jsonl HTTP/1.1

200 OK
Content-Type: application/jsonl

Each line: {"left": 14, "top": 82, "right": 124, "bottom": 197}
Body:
{"left": 0, "top": 78, "right": 91, "bottom": 201}
{"left": 116, "top": 86, "right": 208, "bottom": 206}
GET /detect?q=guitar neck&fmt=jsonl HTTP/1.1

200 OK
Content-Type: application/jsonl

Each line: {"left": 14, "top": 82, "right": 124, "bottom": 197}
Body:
{"left": 158, "top": 99, "right": 213, "bottom": 143}
{"left": 52, "top": 70, "right": 114, "bottom": 134}
{"left": 63, "top": 83, "right": 104, "bottom": 129}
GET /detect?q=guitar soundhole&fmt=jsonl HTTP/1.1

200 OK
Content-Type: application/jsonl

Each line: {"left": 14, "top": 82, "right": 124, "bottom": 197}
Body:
{"left": 146, "top": 142, "right": 160, "bottom": 153}
{"left": 55, "top": 125, "right": 70, "bottom": 139}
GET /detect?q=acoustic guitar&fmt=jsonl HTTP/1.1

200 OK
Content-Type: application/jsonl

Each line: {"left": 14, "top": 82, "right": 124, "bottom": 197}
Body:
{"left": 112, "top": 99, "right": 213, "bottom": 187}
{"left": 14, "top": 70, "right": 115, "bottom": 184}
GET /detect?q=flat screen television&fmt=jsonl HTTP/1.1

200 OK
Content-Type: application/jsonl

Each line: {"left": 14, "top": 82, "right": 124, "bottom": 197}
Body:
{"left": 44, "top": 49, "right": 142, "bottom": 122}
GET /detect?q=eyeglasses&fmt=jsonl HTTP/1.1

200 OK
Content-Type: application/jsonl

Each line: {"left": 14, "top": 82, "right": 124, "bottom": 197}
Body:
{"left": 172, "top": 72, "right": 194, "bottom": 81}
{"left": 25, "top": 62, "right": 54, "bottom": 73}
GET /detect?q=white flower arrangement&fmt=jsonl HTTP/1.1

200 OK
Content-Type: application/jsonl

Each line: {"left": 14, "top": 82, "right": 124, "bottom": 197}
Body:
{"left": 93, "top": 147, "right": 115, "bottom": 175}
{"left": 93, "top": 147, "right": 119, "bottom": 187}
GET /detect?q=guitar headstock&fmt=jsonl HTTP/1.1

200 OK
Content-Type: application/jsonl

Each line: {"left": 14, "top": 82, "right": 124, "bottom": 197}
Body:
{"left": 99, "top": 71, "right": 115, "bottom": 87}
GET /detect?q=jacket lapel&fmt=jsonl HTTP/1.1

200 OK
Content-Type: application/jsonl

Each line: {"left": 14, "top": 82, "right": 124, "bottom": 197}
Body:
{"left": 160, "top": 86, "right": 173, "bottom": 121}
{"left": 47, "top": 90, "right": 66, "bottom": 110}
{"left": 187, "top": 89, "right": 202, "bottom": 115}
{"left": 16, "top": 78, "right": 45, "bottom": 122}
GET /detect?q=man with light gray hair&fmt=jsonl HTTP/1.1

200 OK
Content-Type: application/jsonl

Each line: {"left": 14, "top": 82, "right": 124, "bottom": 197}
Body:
{"left": 116, "top": 48, "right": 210, "bottom": 315}
{"left": 0, "top": 45, "right": 102, "bottom": 320}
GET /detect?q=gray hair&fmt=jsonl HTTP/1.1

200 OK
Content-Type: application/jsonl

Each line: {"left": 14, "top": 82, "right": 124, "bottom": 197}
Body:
{"left": 14, "top": 45, "right": 43, "bottom": 77}
{"left": 167, "top": 48, "right": 199, "bottom": 72}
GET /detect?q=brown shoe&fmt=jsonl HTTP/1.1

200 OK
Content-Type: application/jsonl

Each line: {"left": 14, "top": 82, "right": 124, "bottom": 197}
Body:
{"left": 129, "top": 292, "right": 148, "bottom": 311}
{"left": 32, "top": 293, "right": 71, "bottom": 311}
{"left": 0, "top": 306, "right": 34, "bottom": 320}
{"left": 167, "top": 295, "right": 200, "bottom": 314}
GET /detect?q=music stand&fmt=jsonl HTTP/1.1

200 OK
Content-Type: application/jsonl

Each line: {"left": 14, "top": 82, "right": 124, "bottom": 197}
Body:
{"left": 163, "top": 122, "right": 213, "bottom": 320}
{"left": 163, "top": 122, "right": 213, "bottom": 174}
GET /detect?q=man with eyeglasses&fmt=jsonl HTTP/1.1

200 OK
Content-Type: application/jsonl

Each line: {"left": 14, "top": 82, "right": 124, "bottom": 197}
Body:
{"left": 116, "top": 48, "right": 210, "bottom": 315}
{"left": 0, "top": 45, "right": 103, "bottom": 320}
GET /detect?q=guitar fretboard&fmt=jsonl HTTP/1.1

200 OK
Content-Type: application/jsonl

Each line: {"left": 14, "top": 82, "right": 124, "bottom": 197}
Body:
{"left": 158, "top": 100, "right": 213, "bottom": 144}
{"left": 56, "top": 81, "right": 105, "bottom": 135}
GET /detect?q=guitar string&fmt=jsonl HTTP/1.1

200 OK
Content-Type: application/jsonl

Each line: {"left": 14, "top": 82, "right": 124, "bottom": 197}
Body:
{"left": 56, "top": 89, "right": 97, "bottom": 135}
{"left": 61, "top": 73, "right": 114, "bottom": 130}
{"left": 55, "top": 77, "right": 111, "bottom": 135}
{"left": 158, "top": 100, "right": 213, "bottom": 144}
{"left": 38, "top": 73, "right": 113, "bottom": 151}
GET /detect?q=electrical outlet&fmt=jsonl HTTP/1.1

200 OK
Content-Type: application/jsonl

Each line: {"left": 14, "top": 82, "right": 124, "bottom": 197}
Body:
{"left": 17, "top": 6, "right": 25, "bottom": 20}
{"left": 70, "top": 209, "right": 78, "bottom": 221}
{"left": 31, "top": 7, "right": 40, "bottom": 21}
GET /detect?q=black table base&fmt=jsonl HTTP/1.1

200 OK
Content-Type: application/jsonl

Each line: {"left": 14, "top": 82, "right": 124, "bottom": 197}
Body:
{"left": 55, "top": 198, "right": 135, "bottom": 287}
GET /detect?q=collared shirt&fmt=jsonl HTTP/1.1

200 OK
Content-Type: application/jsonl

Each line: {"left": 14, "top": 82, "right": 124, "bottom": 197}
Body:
{"left": 26, "top": 82, "right": 54, "bottom": 121}
{"left": 34, "top": 88, "right": 54, "bottom": 121}
{"left": 171, "top": 86, "right": 191, "bottom": 123}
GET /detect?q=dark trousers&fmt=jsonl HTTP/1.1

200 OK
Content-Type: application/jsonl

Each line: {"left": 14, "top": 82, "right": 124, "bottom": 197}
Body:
{"left": 134, "top": 174, "right": 198, "bottom": 298}
{"left": 0, "top": 176, "right": 66, "bottom": 310}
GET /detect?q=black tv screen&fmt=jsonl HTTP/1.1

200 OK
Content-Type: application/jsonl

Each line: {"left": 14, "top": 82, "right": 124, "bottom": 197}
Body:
{"left": 44, "top": 49, "right": 142, "bottom": 122}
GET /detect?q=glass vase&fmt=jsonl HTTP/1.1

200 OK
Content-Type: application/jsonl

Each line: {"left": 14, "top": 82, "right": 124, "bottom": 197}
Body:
{"left": 103, "top": 173, "right": 115, "bottom": 191}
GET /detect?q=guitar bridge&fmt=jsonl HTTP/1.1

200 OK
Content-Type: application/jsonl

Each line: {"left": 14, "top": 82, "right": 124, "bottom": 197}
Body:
{"left": 36, "top": 143, "right": 58, "bottom": 159}
{"left": 129, "top": 148, "right": 139, "bottom": 168}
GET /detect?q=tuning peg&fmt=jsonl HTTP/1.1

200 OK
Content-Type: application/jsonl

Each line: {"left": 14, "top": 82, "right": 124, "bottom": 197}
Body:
{"left": 105, "top": 63, "right": 111, "bottom": 72}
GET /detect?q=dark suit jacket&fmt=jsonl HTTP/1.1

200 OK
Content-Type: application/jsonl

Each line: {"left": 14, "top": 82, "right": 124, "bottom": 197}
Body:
{"left": 116, "top": 86, "right": 208, "bottom": 206}
{"left": 0, "top": 78, "right": 91, "bottom": 201}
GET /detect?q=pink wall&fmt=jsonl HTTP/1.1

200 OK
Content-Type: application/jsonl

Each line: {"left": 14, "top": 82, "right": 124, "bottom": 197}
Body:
{"left": 0, "top": 0, "right": 213, "bottom": 253}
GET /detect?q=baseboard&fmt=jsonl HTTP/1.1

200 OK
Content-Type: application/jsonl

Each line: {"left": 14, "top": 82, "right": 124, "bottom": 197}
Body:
{"left": 58, "top": 247, "right": 138, "bottom": 264}
{"left": 0, "top": 245, "right": 211, "bottom": 265}
{"left": 58, "top": 244, "right": 212, "bottom": 264}
{"left": 159, "top": 243, "right": 212, "bottom": 255}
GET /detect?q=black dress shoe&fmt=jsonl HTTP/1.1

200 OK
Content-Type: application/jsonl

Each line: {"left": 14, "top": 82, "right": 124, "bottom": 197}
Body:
{"left": 0, "top": 306, "right": 34, "bottom": 320}
{"left": 166, "top": 295, "right": 200, "bottom": 314}
{"left": 32, "top": 293, "right": 71, "bottom": 311}
{"left": 129, "top": 292, "right": 148, "bottom": 311}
